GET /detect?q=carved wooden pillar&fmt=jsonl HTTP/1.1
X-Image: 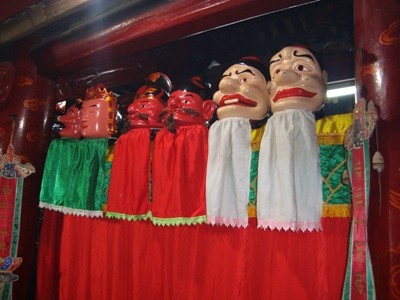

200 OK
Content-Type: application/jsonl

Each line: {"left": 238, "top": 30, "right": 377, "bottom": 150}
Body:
{"left": 354, "top": 0, "right": 400, "bottom": 298}
{"left": 0, "top": 40, "right": 55, "bottom": 300}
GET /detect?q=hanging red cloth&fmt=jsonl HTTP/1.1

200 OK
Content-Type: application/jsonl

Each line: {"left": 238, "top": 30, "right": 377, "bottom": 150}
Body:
{"left": 151, "top": 124, "right": 208, "bottom": 225}
{"left": 106, "top": 128, "right": 152, "bottom": 220}
{"left": 37, "top": 215, "right": 350, "bottom": 300}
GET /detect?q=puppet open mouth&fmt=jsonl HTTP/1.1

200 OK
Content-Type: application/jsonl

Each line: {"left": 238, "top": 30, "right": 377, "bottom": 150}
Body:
{"left": 219, "top": 94, "right": 257, "bottom": 107}
{"left": 273, "top": 88, "right": 316, "bottom": 102}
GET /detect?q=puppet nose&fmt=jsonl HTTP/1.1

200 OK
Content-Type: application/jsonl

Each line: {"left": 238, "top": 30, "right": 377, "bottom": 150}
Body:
{"left": 274, "top": 69, "right": 300, "bottom": 85}
{"left": 219, "top": 77, "right": 239, "bottom": 93}
{"left": 168, "top": 98, "right": 179, "bottom": 109}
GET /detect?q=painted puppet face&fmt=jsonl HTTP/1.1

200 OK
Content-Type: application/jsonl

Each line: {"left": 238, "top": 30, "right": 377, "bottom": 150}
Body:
{"left": 58, "top": 105, "right": 81, "bottom": 139}
{"left": 127, "top": 96, "right": 165, "bottom": 129}
{"left": 80, "top": 99, "right": 110, "bottom": 138}
{"left": 268, "top": 46, "right": 328, "bottom": 113}
{"left": 213, "top": 64, "right": 269, "bottom": 120}
{"left": 164, "top": 90, "right": 216, "bottom": 126}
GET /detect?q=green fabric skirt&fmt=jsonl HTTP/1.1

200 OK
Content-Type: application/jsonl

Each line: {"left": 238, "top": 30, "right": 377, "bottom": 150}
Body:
{"left": 39, "top": 138, "right": 109, "bottom": 217}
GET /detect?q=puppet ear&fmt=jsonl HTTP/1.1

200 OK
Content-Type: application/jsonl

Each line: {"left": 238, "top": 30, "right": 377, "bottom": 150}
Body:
{"left": 202, "top": 100, "right": 217, "bottom": 121}
{"left": 266, "top": 81, "right": 273, "bottom": 106}
{"left": 322, "top": 70, "right": 328, "bottom": 85}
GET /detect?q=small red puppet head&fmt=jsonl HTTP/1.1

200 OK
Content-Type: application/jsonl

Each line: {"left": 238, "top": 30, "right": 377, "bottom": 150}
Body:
{"left": 163, "top": 76, "right": 216, "bottom": 131}
{"left": 127, "top": 72, "right": 172, "bottom": 129}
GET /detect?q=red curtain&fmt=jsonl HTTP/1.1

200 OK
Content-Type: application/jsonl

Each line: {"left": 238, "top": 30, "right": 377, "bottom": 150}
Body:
{"left": 35, "top": 111, "right": 352, "bottom": 300}
{"left": 37, "top": 211, "right": 350, "bottom": 300}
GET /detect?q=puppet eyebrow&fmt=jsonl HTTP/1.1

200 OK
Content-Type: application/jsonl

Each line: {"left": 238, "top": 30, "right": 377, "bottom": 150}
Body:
{"left": 293, "top": 50, "right": 315, "bottom": 62}
{"left": 182, "top": 93, "right": 194, "bottom": 98}
{"left": 222, "top": 68, "right": 255, "bottom": 77}
{"left": 270, "top": 54, "right": 282, "bottom": 65}
{"left": 236, "top": 68, "right": 255, "bottom": 75}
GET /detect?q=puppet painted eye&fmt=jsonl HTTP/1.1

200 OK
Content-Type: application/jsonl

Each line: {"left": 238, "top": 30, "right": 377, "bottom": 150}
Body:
{"left": 239, "top": 77, "right": 249, "bottom": 83}
{"left": 294, "top": 64, "right": 310, "bottom": 72}
{"left": 273, "top": 69, "right": 281, "bottom": 78}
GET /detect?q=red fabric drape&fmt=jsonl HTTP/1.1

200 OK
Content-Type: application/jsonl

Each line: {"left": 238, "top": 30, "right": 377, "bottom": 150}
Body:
{"left": 107, "top": 129, "right": 151, "bottom": 217}
{"left": 36, "top": 210, "right": 63, "bottom": 299}
{"left": 37, "top": 213, "right": 350, "bottom": 300}
{"left": 152, "top": 125, "right": 208, "bottom": 221}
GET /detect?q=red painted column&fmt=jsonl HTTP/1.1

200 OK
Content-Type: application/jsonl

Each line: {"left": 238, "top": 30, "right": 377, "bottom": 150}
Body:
{"left": 0, "top": 40, "right": 55, "bottom": 299}
{"left": 354, "top": 0, "right": 400, "bottom": 299}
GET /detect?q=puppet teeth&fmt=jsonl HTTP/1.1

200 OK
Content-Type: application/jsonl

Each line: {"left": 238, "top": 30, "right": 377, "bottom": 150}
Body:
{"left": 224, "top": 99, "right": 239, "bottom": 104}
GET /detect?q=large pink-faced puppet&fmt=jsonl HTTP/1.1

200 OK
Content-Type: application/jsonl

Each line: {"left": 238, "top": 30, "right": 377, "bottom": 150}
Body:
{"left": 80, "top": 83, "right": 118, "bottom": 138}
{"left": 213, "top": 57, "right": 269, "bottom": 121}
{"left": 257, "top": 46, "right": 327, "bottom": 232}
{"left": 206, "top": 57, "right": 270, "bottom": 228}
{"left": 127, "top": 72, "right": 172, "bottom": 129}
{"left": 151, "top": 77, "right": 216, "bottom": 226}
{"left": 58, "top": 103, "right": 81, "bottom": 139}
{"left": 106, "top": 72, "right": 172, "bottom": 221}
{"left": 268, "top": 45, "right": 327, "bottom": 113}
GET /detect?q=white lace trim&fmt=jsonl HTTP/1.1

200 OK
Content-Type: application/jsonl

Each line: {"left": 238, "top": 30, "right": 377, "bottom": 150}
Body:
{"left": 257, "top": 219, "right": 322, "bottom": 232}
{"left": 39, "top": 202, "right": 103, "bottom": 218}
{"left": 206, "top": 215, "right": 248, "bottom": 228}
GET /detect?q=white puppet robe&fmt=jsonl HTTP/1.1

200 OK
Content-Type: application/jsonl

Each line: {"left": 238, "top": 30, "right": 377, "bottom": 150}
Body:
{"left": 206, "top": 117, "right": 252, "bottom": 228}
{"left": 257, "top": 109, "right": 322, "bottom": 232}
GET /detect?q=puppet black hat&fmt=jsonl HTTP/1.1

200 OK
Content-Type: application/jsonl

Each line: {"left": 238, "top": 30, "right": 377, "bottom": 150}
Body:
{"left": 135, "top": 72, "right": 173, "bottom": 103}
{"left": 173, "top": 76, "right": 212, "bottom": 100}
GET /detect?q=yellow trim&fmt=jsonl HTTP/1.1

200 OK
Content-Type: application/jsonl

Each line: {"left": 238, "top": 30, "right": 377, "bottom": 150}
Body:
{"left": 248, "top": 204, "right": 352, "bottom": 218}
{"left": 248, "top": 204, "right": 256, "bottom": 218}
{"left": 316, "top": 113, "right": 353, "bottom": 145}
{"left": 106, "top": 144, "right": 115, "bottom": 162}
{"left": 322, "top": 203, "right": 352, "bottom": 218}
{"left": 251, "top": 126, "right": 265, "bottom": 151}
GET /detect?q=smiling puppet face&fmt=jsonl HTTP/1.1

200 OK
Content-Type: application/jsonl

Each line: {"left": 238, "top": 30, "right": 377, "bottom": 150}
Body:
{"left": 58, "top": 104, "right": 81, "bottom": 138}
{"left": 81, "top": 99, "right": 110, "bottom": 138}
{"left": 268, "top": 46, "right": 328, "bottom": 113}
{"left": 213, "top": 60, "right": 269, "bottom": 120}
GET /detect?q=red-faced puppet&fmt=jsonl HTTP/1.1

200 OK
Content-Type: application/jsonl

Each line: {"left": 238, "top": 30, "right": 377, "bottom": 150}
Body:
{"left": 106, "top": 72, "right": 172, "bottom": 221}
{"left": 151, "top": 76, "right": 216, "bottom": 226}
{"left": 127, "top": 72, "right": 172, "bottom": 129}
{"left": 161, "top": 76, "right": 216, "bottom": 131}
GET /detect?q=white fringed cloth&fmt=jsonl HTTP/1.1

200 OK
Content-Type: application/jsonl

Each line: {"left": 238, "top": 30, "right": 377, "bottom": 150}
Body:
{"left": 206, "top": 118, "right": 252, "bottom": 228}
{"left": 257, "top": 109, "right": 322, "bottom": 232}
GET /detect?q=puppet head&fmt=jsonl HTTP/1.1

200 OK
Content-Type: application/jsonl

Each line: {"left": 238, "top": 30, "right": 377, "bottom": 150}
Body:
{"left": 163, "top": 76, "right": 216, "bottom": 131}
{"left": 58, "top": 103, "right": 81, "bottom": 139}
{"left": 213, "top": 57, "right": 270, "bottom": 120}
{"left": 80, "top": 83, "right": 118, "bottom": 138}
{"left": 127, "top": 72, "right": 172, "bottom": 129}
{"left": 268, "top": 45, "right": 328, "bottom": 113}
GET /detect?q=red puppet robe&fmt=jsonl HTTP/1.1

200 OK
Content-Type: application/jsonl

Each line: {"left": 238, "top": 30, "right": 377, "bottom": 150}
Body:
{"left": 106, "top": 128, "right": 153, "bottom": 220}
{"left": 151, "top": 124, "right": 209, "bottom": 226}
